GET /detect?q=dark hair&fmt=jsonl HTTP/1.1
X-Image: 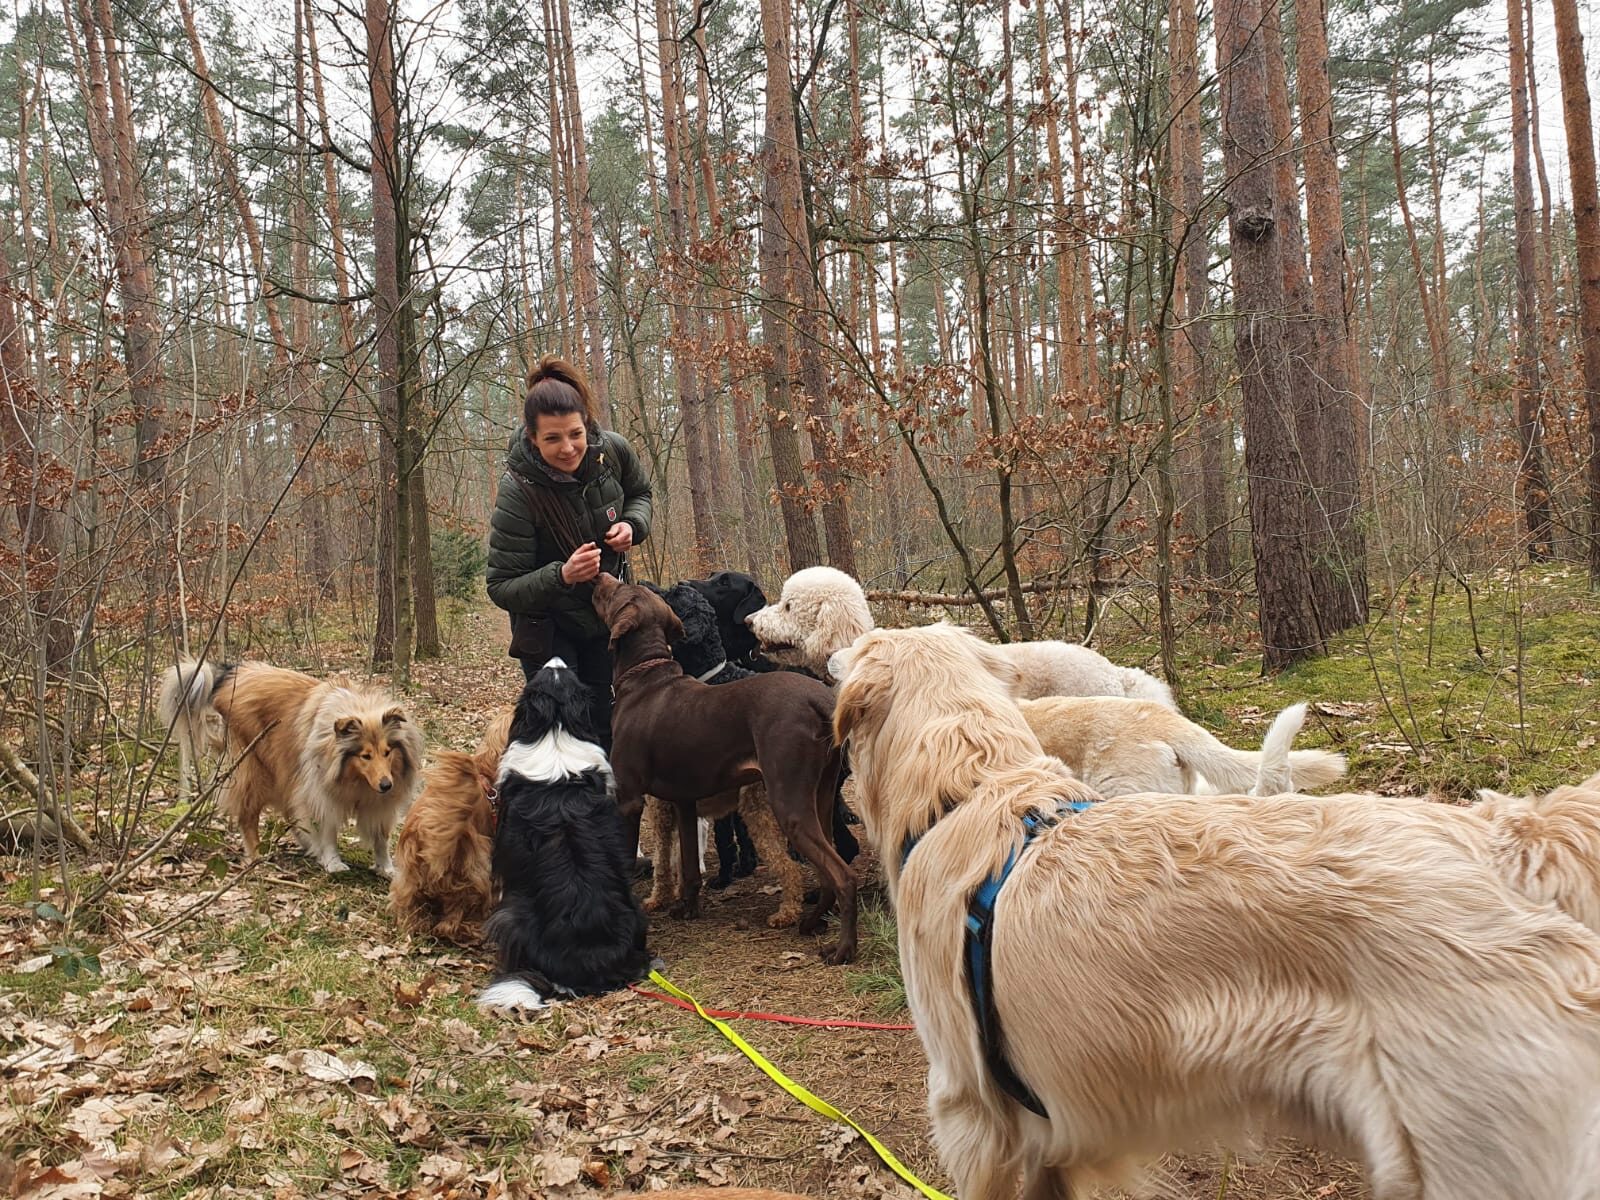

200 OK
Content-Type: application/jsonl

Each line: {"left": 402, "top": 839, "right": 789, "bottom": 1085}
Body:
{"left": 524, "top": 355, "right": 601, "bottom": 435}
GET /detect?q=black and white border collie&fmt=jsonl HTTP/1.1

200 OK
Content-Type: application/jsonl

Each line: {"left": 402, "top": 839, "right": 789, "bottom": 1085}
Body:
{"left": 477, "top": 657, "right": 650, "bottom": 1011}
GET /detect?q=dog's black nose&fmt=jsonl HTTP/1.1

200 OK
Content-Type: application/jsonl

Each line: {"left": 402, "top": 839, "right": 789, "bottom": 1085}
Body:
{"left": 378, "top": 778, "right": 393, "bottom": 792}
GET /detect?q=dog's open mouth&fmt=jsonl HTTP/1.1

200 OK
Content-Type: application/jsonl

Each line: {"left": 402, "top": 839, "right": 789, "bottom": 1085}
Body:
{"left": 756, "top": 635, "right": 797, "bottom": 653}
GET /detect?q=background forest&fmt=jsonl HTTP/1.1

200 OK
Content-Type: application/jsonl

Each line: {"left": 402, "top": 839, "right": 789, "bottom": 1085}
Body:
{"left": 4, "top": 0, "right": 1600, "bottom": 848}
{"left": 9, "top": 2, "right": 1600, "bottom": 1196}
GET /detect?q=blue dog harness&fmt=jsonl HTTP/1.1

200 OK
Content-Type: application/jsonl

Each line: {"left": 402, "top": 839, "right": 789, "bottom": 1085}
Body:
{"left": 902, "top": 798, "right": 1093, "bottom": 1119}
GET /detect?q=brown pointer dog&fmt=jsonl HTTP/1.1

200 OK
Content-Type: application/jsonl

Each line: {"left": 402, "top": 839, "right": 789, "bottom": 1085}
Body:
{"left": 591, "top": 573, "right": 858, "bottom": 963}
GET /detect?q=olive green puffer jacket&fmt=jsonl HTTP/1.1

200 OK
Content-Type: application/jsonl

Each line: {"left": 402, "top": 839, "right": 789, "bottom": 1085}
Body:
{"left": 485, "top": 428, "right": 653, "bottom": 644}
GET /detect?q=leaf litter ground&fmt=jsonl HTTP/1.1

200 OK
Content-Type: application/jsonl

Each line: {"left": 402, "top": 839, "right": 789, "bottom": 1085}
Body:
{"left": 2, "top": 604, "right": 1375, "bottom": 1198}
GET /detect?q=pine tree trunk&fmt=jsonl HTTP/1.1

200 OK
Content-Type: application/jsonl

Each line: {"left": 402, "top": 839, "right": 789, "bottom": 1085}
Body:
{"left": 72, "top": 0, "right": 163, "bottom": 481}
{"left": 289, "top": 0, "right": 335, "bottom": 600}
{"left": 758, "top": 0, "right": 822, "bottom": 572}
{"left": 652, "top": 0, "right": 720, "bottom": 571}
{"left": 367, "top": 0, "right": 409, "bottom": 670}
{"left": 693, "top": 24, "right": 764, "bottom": 573}
{"left": 767, "top": 0, "right": 854, "bottom": 574}
{"left": 1168, "top": 0, "right": 1228, "bottom": 602}
{"left": 1551, "top": 0, "right": 1600, "bottom": 584}
{"left": 1525, "top": 0, "right": 1558, "bottom": 315}
{"left": 542, "top": 0, "right": 570, "bottom": 358}
{"left": 1508, "top": 0, "right": 1556, "bottom": 559}
{"left": 556, "top": 0, "right": 608, "bottom": 420}
{"left": 1218, "top": 0, "right": 1323, "bottom": 670}
{"left": 178, "top": 0, "right": 289, "bottom": 362}
{"left": 1296, "top": 0, "right": 1368, "bottom": 626}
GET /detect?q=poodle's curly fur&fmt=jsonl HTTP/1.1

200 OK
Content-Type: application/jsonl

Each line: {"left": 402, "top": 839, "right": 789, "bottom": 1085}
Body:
{"left": 751, "top": 565, "right": 1176, "bottom": 707}
{"left": 388, "top": 710, "right": 512, "bottom": 942}
{"left": 642, "top": 583, "right": 805, "bottom": 927}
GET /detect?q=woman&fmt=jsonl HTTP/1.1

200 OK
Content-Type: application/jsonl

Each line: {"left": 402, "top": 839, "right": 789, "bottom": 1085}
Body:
{"left": 486, "top": 356, "right": 652, "bottom": 747}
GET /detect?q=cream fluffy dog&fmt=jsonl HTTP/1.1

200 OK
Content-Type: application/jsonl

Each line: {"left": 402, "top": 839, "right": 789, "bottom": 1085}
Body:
{"left": 830, "top": 622, "right": 1600, "bottom": 1200}
{"left": 749, "top": 565, "right": 1175, "bottom": 706}
{"left": 1016, "top": 696, "right": 1345, "bottom": 797}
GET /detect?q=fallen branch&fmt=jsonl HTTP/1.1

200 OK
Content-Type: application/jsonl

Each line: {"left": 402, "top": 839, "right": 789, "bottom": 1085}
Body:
{"left": 0, "top": 739, "right": 93, "bottom": 850}
{"left": 866, "top": 578, "right": 1075, "bottom": 607}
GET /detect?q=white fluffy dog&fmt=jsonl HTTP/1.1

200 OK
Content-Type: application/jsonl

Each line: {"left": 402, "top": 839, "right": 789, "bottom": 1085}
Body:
{"left": 830, "top": 622, "right": 1600, "bottom": 1200}
{"left": 1016, "top": 696, "right": 1345, "bottom": 797}
{"left": 750, "top": 565, "right": 1175, "bottom": 707}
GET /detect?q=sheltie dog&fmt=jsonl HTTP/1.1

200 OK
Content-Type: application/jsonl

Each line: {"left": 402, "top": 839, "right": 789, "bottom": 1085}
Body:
{"left": 477, "top": 657, "right": 650, "bottom": 1011}
{"left": 389, "top": 709, "right": 513, "bottom": 941}
{"left": 158, "top": 660, "right": 425, "bottom": 875}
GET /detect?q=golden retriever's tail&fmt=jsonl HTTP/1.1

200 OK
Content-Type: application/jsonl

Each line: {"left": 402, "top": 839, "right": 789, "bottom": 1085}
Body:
{"left": 158, "top": 660, "right": 223, "bottom": 799}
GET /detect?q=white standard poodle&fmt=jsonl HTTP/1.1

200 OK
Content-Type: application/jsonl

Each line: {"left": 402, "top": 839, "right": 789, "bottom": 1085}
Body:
{"left": 748, "top": 565, "right": 1177, "bottom": 708}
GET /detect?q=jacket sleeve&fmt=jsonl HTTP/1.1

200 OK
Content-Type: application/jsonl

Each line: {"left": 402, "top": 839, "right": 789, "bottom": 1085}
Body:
{"left": 612, "top": 434, "right": 654, "bottom": 544}
{"left": 485, "top": 473, "right": 570, "bottom": 615}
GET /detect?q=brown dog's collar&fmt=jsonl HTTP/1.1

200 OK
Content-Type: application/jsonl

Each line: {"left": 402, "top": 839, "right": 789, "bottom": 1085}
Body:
{"left": 613, "top": 655, "right": 678, "bottom": 691}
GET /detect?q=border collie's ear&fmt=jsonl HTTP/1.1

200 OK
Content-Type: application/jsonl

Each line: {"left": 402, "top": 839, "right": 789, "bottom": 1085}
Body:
{"left": 381, "top": 706, "right": 407, "bottom": 727}
{"left": 334, "top": 716, "right": 362, "bottom": 739}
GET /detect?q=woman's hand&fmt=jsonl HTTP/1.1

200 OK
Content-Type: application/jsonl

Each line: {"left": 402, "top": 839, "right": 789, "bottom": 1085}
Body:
{"left": 603, "top": 522, "right": 634, "bottom": 553}
{"left": 561, "top": 542, "right": 602, "bottom": 585}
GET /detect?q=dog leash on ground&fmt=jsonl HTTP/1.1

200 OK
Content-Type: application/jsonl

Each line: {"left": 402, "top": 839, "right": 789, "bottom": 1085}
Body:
{"left": 643, "top": 970, "right": 952, "bottom": 1200}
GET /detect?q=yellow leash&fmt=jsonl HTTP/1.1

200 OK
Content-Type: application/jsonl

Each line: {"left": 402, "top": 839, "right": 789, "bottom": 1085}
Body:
{"left": 646, "top": 969, "right": 954, "bottom": 1200}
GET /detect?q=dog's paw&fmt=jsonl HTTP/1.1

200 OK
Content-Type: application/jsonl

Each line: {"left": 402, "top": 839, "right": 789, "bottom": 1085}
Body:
{"left": 820, "top": 940, "right": 857, "bottom": 966}
{"left": 641, "top": 893, "right": 674, "bottom": 914}
{"left": 375, "top": 861, "right": 396, "bottom": 880}
{"left": 707, "top": 875, "right": 734, "bottom": 891}
{"left": 666, "top": 897, "right": 701, "bottom": 920}
{"left": 767, "top": 906, "right": 802, "bottom": 929}
{"left": 320, "top": 858, "right": 351, "bottom": 874}
{"left": 797, "top": 908, "right": 827, "bottom": 935}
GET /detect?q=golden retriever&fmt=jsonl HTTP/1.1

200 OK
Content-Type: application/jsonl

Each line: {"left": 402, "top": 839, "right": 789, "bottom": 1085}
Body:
{"left": 830, "top": 622, "right": 1600, "bottom": 1199}
{"left": 160, "top": 660, "right": 424, "bottom": 875}
{"left": 1016, "top": 696, "right": 1344, "bottom": 796}
{"left": 389, "top": 710, "right": 513, "bottom": 941}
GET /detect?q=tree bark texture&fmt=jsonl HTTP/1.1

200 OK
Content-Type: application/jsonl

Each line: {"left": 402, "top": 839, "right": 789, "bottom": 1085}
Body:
{"left": 1217, "top": 0, "right": 1324, "bottom": 669}
{"left": 1507, "top": 0, "right": 1556, "bottom": 560}
{"left": 1551, "top": 0, "right": 1600, "bottom": 584}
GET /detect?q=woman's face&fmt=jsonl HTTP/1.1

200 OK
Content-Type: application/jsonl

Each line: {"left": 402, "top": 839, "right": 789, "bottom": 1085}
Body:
{"left": 530, "top": 412, "right": 587, "bottom": 474}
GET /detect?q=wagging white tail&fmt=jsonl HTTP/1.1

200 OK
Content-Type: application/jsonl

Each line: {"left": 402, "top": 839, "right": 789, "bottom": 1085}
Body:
{"left": 1012, "top": 693, "right": 1344, "bottom": 798}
